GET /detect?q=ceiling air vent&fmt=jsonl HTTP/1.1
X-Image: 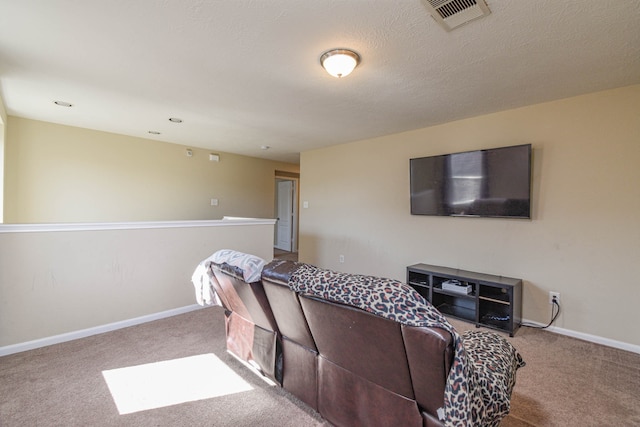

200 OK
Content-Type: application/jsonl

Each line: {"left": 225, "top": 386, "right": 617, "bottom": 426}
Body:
{"left": 422, "top": 0, "right": 491, "bottom": 31}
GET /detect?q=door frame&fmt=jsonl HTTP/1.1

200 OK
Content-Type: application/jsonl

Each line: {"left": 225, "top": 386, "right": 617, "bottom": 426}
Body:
{"left": 274, "top": 175, "right": 299, "bottom": 252}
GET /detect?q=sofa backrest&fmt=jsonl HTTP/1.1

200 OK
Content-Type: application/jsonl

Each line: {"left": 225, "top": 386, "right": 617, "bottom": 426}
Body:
{"left": 302, "top": 294, "right": 427, "bottom": 427}
{"left": 261, "top": 260, "right": 316, "bottom": 350}
{"left": 211, "top": 261, "right": 278, "bottom": 333}
{"left": 262, "top": 260, "right": 455, "bottom": 426}
{"left": 209, "top": 251, "right": 282, "bottom": 385}
{"left": 261, "top": 259, "right": 319, "bottom": 409}
{"left": 299, "top": 295, "right": 414, "bottom": 398}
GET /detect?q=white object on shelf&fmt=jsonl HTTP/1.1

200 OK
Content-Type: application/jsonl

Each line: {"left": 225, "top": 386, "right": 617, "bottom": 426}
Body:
{"left": 442, "top": 280, "right": 472, "bottom": 294}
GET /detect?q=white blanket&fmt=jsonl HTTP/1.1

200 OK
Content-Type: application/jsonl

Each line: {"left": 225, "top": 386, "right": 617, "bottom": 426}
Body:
{"left": 191, "top": 249, "right": 267, "bottom": 306}
{"left": 191, "top": 253, "right": 222, "bottom": 306}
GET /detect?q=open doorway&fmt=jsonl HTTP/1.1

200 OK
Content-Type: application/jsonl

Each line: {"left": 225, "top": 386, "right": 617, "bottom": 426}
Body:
{"left": 274, "top": 172, "right": 299, "bottom": 255}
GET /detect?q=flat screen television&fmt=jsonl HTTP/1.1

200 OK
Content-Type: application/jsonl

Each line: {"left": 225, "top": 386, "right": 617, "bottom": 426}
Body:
{"left": 410, "top": 144, "right": 532, "bottom": 219}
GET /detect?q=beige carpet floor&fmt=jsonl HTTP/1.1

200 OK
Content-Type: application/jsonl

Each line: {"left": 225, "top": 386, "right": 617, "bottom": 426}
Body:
{"left": 1, "top": 306, "right": 638, "bottom": 426}
{"left": 448, "top": 318, "right": 640, "bottom": 426}
{"left": 0, "top": 307, "right": 327, "bottom": 427}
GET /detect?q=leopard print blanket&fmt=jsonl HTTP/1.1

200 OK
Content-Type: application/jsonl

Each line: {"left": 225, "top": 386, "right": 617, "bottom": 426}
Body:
{"left": 288, "top": 263, "right": 525, "bottom": 427}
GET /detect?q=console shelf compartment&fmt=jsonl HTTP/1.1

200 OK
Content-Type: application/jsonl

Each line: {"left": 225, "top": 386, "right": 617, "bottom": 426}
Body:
{"left": 406, "top": 263, "right": 522, "bottom": 336}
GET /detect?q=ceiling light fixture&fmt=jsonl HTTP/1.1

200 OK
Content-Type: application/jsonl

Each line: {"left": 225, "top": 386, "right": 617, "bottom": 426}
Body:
{"left": 148, "top": 130, "right": 161, "bottom": 135}
{"left": 320, "top": 49, "right": 360, "bottom": 78}
{"left": 169, "top": 117, "right": 183, "bottom": 123}
{"left": 54, "top": 100, "right": 73, "bottom": 107}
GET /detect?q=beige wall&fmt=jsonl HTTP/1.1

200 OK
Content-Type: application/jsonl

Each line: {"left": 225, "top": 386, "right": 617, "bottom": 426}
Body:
{"left": 0, "top": 96, "right": 6, "bottom": 223}
{"left": 299, "top": 84, "right": 640, "bottom": 348}
{"left": 4, "top": 117, "right": 298, "bottom": 223}
{"left": 0, "top": 220, "right": 275, "bottom": 349}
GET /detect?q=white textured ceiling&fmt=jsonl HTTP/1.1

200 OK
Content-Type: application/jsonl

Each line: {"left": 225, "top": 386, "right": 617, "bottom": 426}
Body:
{"left": 1, "top": 0, "right": 639, "bottom": 164}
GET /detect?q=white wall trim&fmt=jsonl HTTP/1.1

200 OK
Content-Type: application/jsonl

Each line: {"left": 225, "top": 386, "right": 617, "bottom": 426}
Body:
{"left": 0, "top": 304, "right": 204, "bottom": 357}
{"left": 522, "top": 318, "right": 639, "bottom": 354}
{"left": 0, "top": 218, "right": 276, "bottom": 233}
{"left": 2, "top": 309, "right": 636, "bottom": 358}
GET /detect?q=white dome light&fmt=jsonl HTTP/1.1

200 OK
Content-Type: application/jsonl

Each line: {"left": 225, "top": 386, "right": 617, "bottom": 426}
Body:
{"left": 320, "top": 49, "right": 360, "bottom": 78}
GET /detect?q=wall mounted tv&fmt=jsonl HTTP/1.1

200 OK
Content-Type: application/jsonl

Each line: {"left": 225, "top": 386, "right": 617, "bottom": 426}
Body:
{"left": 410, "top": 144, "right": 532, "bottom": 219}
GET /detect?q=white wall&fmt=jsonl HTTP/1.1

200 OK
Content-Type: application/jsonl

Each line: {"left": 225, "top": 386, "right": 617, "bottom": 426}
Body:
{"left": 299, "top": 85, "right": 640, "bottom": 349}
{"left": 0, "top": 219, "right": 275, "bottom": 349}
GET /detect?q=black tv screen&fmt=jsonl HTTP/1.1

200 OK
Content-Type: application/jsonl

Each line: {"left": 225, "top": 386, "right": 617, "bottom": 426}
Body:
{"left": 410, "top": 144, "right": 531, "bottom": 218}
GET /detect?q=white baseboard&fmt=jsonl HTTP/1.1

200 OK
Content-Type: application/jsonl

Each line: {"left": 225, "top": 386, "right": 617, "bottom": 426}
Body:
{"left": 2, "top": 308, "right": 637, "bottom": 357}
{"left": 522, "top": 318, "right": 640, "bottom": 354}
{"left": 0, "top": 304, "right": 204, "bottom": 357}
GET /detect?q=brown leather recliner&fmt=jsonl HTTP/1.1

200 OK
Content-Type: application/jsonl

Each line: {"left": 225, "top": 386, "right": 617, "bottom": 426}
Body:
{"left": 301, "top": 295, "right": 424, "bottom": 426}
{"left": 210, "top": 260, "right": 283, "bottom": 385}
{"left": 261, "top": 260, "right": 454, "bottom": 427}
{"left": 261, "top": 260, "right": 319, "bottom": 410}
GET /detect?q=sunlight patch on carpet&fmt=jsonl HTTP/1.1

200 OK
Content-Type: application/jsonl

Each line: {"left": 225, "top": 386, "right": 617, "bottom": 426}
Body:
{"left": 102, "top": 353, "right": 253, "bottom": 414}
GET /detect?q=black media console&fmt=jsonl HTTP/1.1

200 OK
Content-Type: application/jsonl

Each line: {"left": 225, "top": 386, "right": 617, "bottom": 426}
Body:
{"left": 406, "top": 263, "right": 522, "bottom": 336}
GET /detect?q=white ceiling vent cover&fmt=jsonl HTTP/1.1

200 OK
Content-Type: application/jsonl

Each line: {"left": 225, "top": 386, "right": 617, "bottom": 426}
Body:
{"left": 422, "top": 0, "right": 491, "bottom": 31}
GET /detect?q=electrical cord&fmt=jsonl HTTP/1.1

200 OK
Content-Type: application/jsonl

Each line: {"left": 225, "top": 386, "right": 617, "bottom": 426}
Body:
{"left": 522, "top": 299, "right": 560, "bottom": 329}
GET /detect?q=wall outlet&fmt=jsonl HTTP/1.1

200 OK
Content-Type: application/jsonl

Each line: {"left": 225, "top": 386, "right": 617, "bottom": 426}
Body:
{"left": 549, "top": 291, "right": 560, "bottom": 305}
{"left": 339, "top": 254, "right": 345, "bottom": 263}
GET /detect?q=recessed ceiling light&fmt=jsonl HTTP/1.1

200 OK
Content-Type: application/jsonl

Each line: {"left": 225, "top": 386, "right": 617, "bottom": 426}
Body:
{"left": 169, "top": 117, "right": 183, "bottom": 123}
{"left": 148, "top": 130, "right": 161, "bottom": 135}
{"left": 54, "top": 100, "right": 73, "bottom": 107}
{"left": 261, "top": 145, "right": 271, "bottom": 150}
